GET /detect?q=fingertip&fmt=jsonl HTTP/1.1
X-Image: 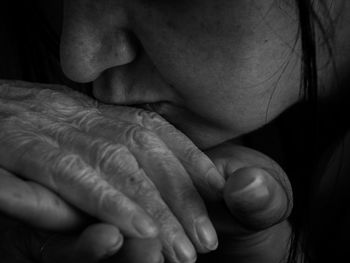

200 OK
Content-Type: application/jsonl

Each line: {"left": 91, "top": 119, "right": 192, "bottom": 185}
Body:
{"left": 131, "top": 215, "right": 159, "bottom": 238}
{"left": 77, "top": 224, "right": 124, "bottom": 260}
{"left": 194, "top": 217, "right": 218, "bottom": 252}
{"left": 224, "top": 167, "right": 288, "bottom": 230}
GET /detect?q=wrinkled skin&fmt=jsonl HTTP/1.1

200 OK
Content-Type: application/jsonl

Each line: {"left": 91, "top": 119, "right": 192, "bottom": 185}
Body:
{"left": 0, "top": 80, "right": 293, "bottom": 263}
{"left": 0, "top": 80, "right": 226, "bottom": 263}
{"left": 0, "top": 128, "right": 293, "bottom": 263}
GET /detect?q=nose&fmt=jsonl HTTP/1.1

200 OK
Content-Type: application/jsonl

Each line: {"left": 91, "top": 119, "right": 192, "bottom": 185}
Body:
{"left": 60, "top": 1, "right": 137, "bottom": 83}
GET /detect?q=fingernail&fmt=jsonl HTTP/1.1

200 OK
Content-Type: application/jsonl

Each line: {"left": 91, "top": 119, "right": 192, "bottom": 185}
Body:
{"left": 195, "top": 217, "right": 218, "bottom": 251}
{"left": 229, "top": 170, "right": 271, "bottom": 211}
{"left": 132, "top": 216, "right": 158, "bottom": 238}
{"left": 104, "top": 235, "right": 123, "bottom": 258}
{"left": 173, "top": 235, "right": 196, "bottom": 263}
{"left": 111, "top": 234, "right": 124, "bottom": 250}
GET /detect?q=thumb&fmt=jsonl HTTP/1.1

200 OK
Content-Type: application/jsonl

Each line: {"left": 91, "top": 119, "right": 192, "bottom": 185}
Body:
{"left": 223, "top": 167, "right": 293, "bottom": 231}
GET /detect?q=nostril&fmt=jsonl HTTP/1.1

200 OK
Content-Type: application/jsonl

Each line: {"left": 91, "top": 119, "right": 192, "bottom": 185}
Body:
{"left": 60, "top": 19, "right": 138, "bottom": 84}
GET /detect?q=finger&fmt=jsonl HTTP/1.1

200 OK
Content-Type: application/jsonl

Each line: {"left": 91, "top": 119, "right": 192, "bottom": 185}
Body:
{"left": 224, "top": 167, "right": 291, "bottom": 231}
{"left": 99, "top": 105, "right": 225, "bottom": 199}
{"left": 44, "top": 122, "right": 198, "bottom": 263}
{"left": 1, "top": 84, "right": 211, "bottom": 260}
{"left": 206, "top": 142, "right": 293, "bottom": 218}
{"left": 205, "top": 144, "right": 293, "bottom": 262}
{"left": 78, "top": 116, "right": 216, "bottom": 256}
{"left": 1, "top": 83, "right": 217, "bottom": 254}
{"left": 0, "top": 167, "right": 85, "bottom": 231}
{"left": 36, "top": 224, "right": 123, "bottom": 263}
{"left": 105, "top": 238, "right": 163, "bottom": 263}
{"left": 0, "top": 121, "right": 158, "bottom": 239}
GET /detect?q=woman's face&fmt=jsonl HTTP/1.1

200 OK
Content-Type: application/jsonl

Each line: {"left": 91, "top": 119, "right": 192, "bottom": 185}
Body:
{"left": 58, "top": 0, "right": 301, "bottom": 149}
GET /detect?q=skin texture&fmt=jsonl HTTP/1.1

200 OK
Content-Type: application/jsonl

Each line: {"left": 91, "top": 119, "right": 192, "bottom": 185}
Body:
{"left": 0, "top": 135, "right": 293, "bottom": 263}
{"left": 2, "top": 0, "right": 350, "bottom": 262}
{"left": 0, "top": 80, "right": 292, "bottom": 263}
{"left": 0, "top": 80, "right": 226, "bottom": 263}
{"left": 58, "top": 0, "right": 303, "bottom": 149}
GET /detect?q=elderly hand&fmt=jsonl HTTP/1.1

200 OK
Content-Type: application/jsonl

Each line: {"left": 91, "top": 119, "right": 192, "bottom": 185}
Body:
{"left": 0, "top": 140, "right": 294, "bottom": 263}
{"left": 0, "top": 80, "right": 225, "bottom": 263}
{"left": 203, "top": 141, "right": 293, "bottom": 262}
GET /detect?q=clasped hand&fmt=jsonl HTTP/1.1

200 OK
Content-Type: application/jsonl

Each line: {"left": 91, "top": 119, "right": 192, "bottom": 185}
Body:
{"left": 0, "top": 81, "right": 293, "bottom": 263}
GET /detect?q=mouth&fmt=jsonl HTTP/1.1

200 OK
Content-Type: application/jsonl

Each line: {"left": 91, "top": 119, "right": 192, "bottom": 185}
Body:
{"left": 136, "top": 101, "right": 173, "bottom": 115}
{"left": 134, "top": 101, "right": 226, "bottom": 149}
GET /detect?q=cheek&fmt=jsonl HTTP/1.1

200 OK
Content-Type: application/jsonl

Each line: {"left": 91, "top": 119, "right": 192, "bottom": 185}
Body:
{"left": 181, "top": 37, "right": 301, "bottom": 135}
{"left": 130, "top": 0, "right": 300, "bottom": 134}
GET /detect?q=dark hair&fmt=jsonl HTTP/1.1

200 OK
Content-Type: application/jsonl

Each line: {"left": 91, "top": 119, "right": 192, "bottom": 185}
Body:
{"left": 289, "top": 1, "right": 336, "bottom": 262}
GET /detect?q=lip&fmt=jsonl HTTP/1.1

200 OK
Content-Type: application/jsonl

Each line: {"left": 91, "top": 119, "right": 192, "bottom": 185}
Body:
{"left": 135, "top": 101, "right": 225, "bottom": 149}
{"left": 136, "top": 101, "right": 173, "bottom": 115}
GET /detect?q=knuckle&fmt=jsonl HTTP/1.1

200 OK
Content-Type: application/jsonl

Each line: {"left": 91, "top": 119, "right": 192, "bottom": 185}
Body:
{"left": 96, "top": 143, "right": 156, "bottom": 198}
{"left": 50, "top": 152, "right": 97, "bottom": 188}
{"left": 137, "top": 110, "right": 169, "bottom": 129}
{"left": 73, "top": 108, "right": 102, "bottom": 130}
{"left": 98, "top": 143, "right": 140, "bottom": 175}
{"left": 96, "top": 188, "right": 134, "bottom": 218}
{"left": 126, "top": 125, "right": 163, "bottom": 150}
{"left": 142, "top": 110, "right": 164, "bottom": 124}
{"left": 51, "top": 153, "right": 81, "bottom": 174}
{"left": 0, "top": 121, "right": 43, "bottom": 151}
{"left": 37, "top": 89, "right": 81, "bottom": 116}
{"left": 35, "top": 88, "right": 97, "bottom": 122}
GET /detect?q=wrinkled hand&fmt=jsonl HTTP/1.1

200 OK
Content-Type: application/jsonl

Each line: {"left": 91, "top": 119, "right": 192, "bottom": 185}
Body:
{"left": 203, "top": 141, "right": 293, "bottom": 263}
{"left": 0, "top": 140, "right": 294, "bottom": 263}
{"left": 0, "top": 80, "right": 225, "bottom": 263}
